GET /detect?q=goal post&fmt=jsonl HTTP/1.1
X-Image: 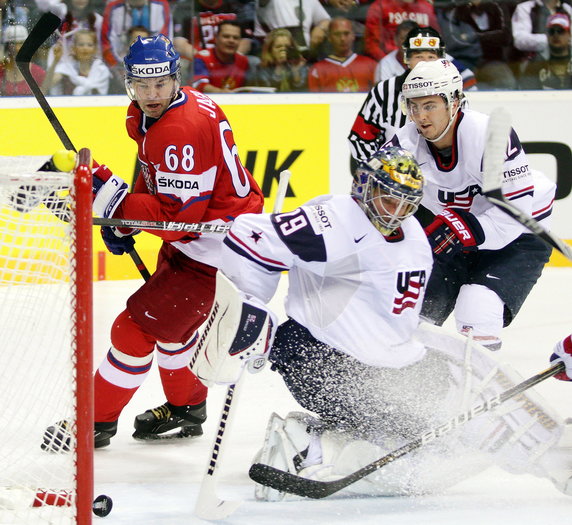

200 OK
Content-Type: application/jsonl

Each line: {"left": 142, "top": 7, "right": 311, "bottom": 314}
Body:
{"left": 0, "top": 151, "right": 93, "bottom": 524}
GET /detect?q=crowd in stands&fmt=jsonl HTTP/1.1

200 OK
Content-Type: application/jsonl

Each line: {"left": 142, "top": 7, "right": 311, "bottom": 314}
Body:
{"left": 1, "top": 0, "right": 572, "bottom": 96}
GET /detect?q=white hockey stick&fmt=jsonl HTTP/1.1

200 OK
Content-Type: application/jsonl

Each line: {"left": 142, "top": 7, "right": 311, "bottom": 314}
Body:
{"left": 193, "top": 170, "right": 291, "bottom": 520}
{"left": 482, "top": 108, "right": 572, "bottom": 261}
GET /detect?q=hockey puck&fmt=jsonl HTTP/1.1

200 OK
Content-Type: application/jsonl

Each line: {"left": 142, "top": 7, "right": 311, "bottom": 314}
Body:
{"left": 92, "top": 494, "right": 113, "bottom": 517}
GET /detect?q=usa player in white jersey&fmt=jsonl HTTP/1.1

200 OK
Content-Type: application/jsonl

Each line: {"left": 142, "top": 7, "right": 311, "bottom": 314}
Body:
{"left": 191, "top": 147, "right": 572, "bottom": 501}
{"left": 387, "top": 59, "right": 556, "bottom": 351}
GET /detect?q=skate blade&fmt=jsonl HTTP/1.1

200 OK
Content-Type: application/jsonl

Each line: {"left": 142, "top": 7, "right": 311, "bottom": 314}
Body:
{"left": 132, "top": 425, "right": 203, "bottom": 443}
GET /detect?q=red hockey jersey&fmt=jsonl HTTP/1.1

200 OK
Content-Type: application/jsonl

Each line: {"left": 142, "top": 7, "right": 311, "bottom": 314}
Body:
{"left": 308, "top": 53, "right": 376, "bottom": 93}
{"left": 117, "top": 86, "right": 263, "bottom": 263}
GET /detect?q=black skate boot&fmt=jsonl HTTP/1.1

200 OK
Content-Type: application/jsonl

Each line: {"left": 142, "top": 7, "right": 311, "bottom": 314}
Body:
{"left": 41, "top": 420, "right": 117, "bottom": 451}
{"left": 132, "top": 401, "right": 206, "bottom": 442}
{"left": 41, "top": 420, "right": 73, "bottom": 453}
{"left": 94, "top": 421, "right": 118, "bottom": 449}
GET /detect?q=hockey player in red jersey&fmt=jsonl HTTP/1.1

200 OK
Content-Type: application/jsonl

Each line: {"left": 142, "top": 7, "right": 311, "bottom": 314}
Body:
{"left": 43, "top": 34, "right": 264, "bottom": 450}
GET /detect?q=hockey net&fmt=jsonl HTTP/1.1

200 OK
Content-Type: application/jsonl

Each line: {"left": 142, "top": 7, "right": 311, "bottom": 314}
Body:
{"left": 0, "top": 153, "right": 93, "bottom": 524}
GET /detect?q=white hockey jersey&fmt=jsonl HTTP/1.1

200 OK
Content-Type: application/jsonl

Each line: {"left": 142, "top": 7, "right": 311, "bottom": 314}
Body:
{"left": 389, "top": 109, "right": 556, "bottom": 251}
{"left": 220, "top": 194, "right": 434, "bottom": 368}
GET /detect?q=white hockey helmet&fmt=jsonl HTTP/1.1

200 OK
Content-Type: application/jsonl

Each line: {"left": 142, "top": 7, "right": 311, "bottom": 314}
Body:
{"left": 400, "top": 59, "right": 465, "bottom": 142}
{"left": 401, "top": 59, "right": 463, "bottom": 107}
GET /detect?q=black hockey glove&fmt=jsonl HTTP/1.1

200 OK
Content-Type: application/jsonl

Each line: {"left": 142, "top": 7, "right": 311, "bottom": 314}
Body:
{"left": 101, "top": 226, "right": 139, "bottom": 256}
{"left": 424, "top": 208, "right": 485, "bottom": 260}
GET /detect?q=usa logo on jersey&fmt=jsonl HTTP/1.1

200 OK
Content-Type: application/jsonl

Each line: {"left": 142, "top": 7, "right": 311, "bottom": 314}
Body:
{"left": 392, "top": 270, "right": 426, "bottom": 314}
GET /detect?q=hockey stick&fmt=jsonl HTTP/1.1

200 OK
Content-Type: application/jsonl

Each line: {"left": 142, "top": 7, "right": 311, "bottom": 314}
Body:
{"left": 249, "top": 361, "right": 565, "bottom": 499}
{"left": 482, "top": 108, "right": 572, "bottom": 262}
{"left": 16, "top": 12, "right": 151, "bottom": 281}
{"left": 194, "top": 170, "right": 291, "bottom": 520}
{"left": 93, "top": 217, "right": 232, "bottom": 233}
{"left": 95, "top": 170, "right": 292, "bottom": 231}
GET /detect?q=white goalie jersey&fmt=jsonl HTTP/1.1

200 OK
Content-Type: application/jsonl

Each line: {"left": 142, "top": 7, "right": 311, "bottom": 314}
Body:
{"left": 389, "top": 109, "right": 556, "bottom": 251}
{"left": 220, "top": 194, "right": 434, "bottom": 368}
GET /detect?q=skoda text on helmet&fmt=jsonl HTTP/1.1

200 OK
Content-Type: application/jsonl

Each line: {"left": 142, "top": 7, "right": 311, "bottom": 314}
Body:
{"left": 124, "top": 34, "right": 181, "bottom": 101}
{"left": 400, "top": 59, "right": 465, "bottom": 143}
{"left": 402, "top": 26, "right": 446, "bottom": 66}
{"left": 353, "top": 146, "right": 424, "bottom": 235}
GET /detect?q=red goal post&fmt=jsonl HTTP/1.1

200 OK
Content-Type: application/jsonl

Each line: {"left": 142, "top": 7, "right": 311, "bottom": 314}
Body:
{"left": 0, "top": 150, "right": 93, "bottom": 524}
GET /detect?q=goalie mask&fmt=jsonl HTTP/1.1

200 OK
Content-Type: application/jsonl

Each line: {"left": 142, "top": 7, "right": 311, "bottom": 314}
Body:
{"left": 353, "top": 147, "right": 424, "bottom": 235}
{"left": 124, "top": 34, "right": 181, "bottom": 101}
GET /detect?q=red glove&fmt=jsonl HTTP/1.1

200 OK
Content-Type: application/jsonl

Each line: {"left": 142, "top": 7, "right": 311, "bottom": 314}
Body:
{"left": 425, "top": 208, "right": 485, "bottom": 260}
{"left": 550, "top": 334, "right": 572, "bottom": 381}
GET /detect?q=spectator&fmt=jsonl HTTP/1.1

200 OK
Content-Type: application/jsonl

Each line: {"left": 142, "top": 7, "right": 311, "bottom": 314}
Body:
{"left": 191, "top": 20, "right": 249, "bottom": 92}
{"left": 436, "top": 3, "right": 482, "bottom": 70}
{"left": 364, "top": 0, "right": 440, "bottom": 61}
{"left": 254, "top": 0, "right": 330, "bottom": 60}
{"left": 437, "top": 0, "right": 515, "bottom": 89}
{"left": 59, "top": 0, "right": 103, "bottom": 38}
{"left": 173, "top": 0, "right": 255, "bottom": 61}
{"left": 511, "top": 0, "right": 572, "bottom": 67}
{"left": 250, "top": 27, "right": 308, "bottom": 92}
{"left": 520, "top": 12, "right": 572, "bottom": 88}
{"left": 375, "top": 23, "right": 477, "bottom": 90}
{"left": 126, "top": 24, "right": 150, "bottom": 46}
{"left": 100, "top": 0, "right": 172, "bottom": 92}
{"left": 319, "top": 0, "right": 372, "bottom": 55}
{"left": 44, "top": 29, "right": 111, "bottom": 95}
{"left": 0, "top": 0, "right": 34, "bottom": 62}
{"left": 308, "top": 17, "right": 376, "bottom": 92}
{"left": 0, "top": 0, "right": 31, "bottom": 33}
{"left": 0, "top": 24, "right": 46, "bottom": 96}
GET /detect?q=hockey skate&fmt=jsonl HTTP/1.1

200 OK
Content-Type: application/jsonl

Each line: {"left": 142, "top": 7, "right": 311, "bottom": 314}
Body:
{"left": 253, "top": 412, "right": 327, "bottom": 501}
{"left": 132, "top": 401, "right": 206, "bottom": 442}
{"left": 41, "top": 420, "right": 117, "bottom": 451}
{"left": 41, "top": 420, "right": 73, "bottom": 453}
{"left": 94, "top": 421, "right": 118, "bottom": 449}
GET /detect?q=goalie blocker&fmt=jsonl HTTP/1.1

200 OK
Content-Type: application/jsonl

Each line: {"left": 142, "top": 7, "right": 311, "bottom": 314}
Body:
{"left": 189, "top": 272, "right": 277, "bottom": 387}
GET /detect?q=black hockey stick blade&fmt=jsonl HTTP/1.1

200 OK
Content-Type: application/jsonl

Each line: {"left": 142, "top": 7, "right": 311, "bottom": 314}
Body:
{"left": 16, "top": 12, "right": 60, "bottom": 63}
{"left": 249, "top": 361, "right": 565, "bottom": 499}
{"left": 16, "top": 12, "right": 75, "bottom": 152}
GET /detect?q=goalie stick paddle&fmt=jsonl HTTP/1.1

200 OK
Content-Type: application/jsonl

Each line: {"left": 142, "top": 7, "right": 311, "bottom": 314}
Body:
{"left": 248, "top": 361, "right": 565, "bottom": 499}
{"left": 482, "top": 108, "right": 572, "bottom": 262}
{"left": 16, "top": 12, "right": 151, "bottom": 281}
{"left": 193, "top": 169, "right": 291, "bottom": 520}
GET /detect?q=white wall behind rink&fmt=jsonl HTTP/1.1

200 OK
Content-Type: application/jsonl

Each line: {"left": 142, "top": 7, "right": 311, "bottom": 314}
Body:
{"left": 3, "top": 91, "right": 571, "bottom": 236}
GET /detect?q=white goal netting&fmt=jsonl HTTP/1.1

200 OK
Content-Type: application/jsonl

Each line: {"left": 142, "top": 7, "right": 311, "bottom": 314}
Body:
{"left": 0, "top": 156, "right": 92, "bottom": 524}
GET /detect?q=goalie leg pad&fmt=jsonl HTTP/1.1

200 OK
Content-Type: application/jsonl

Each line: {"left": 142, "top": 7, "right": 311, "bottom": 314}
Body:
{"left": 416, "top": 323, "right": 564, "bottom": 481}
{"left": 536, "top": 420, "right": 572, "bottom": 495}
{"left": 189, "top": 272, "right": 277, "bottom": 386}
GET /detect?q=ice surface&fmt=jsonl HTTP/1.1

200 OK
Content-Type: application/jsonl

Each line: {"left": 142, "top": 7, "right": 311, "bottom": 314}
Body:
{"left": 89, "top": 267, "right": 571, "bottom": 524}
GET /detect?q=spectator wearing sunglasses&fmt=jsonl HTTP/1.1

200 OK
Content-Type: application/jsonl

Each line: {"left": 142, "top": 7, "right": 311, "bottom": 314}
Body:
{"left": 520, "top": 12, "right": 572, "bottom": 89}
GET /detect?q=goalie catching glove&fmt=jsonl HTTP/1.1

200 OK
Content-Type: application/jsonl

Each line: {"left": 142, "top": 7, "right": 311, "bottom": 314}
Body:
{"left": 189, "top": 271, "right": 277, "bottom": 387}
{"left": 424, "top": 208, "right": 485, "bottom": 260}
{"left": 551, "top": 334, "right": 572, "bottom": 381}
